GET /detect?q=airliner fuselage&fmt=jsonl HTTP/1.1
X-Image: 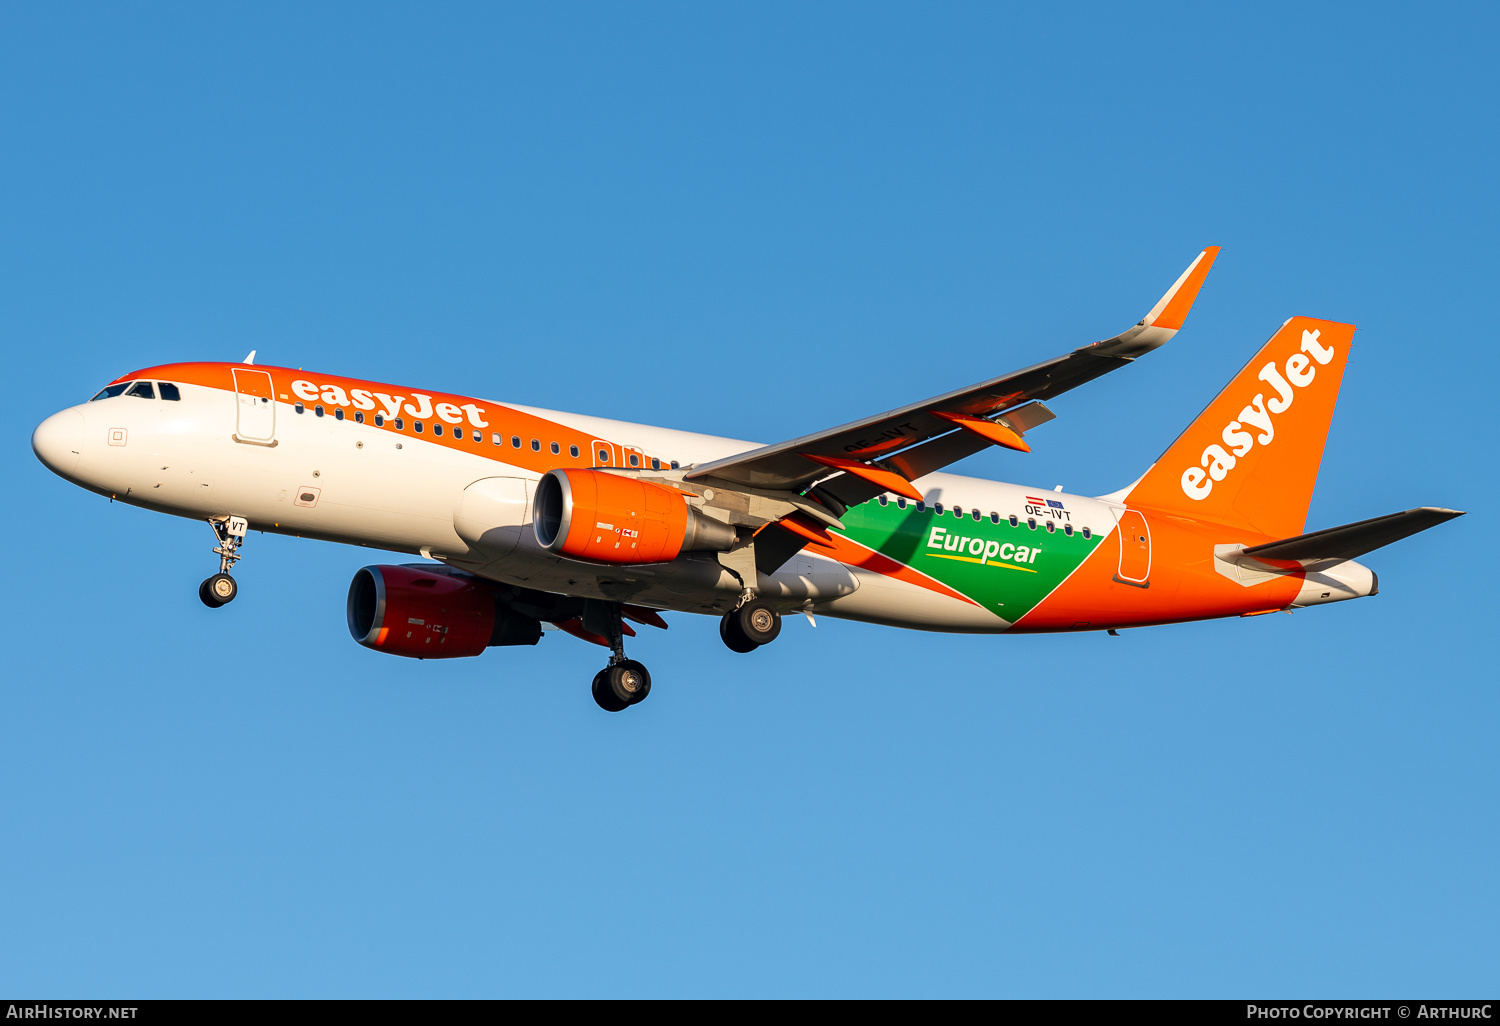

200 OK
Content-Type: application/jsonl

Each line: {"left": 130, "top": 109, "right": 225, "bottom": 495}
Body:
{"left": 31, "top": 250, "right": 1460, "bottom": 712}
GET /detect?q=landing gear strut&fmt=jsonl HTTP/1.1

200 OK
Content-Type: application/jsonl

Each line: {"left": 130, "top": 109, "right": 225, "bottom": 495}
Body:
{"left": 584, "top": 599, "right": 652, "bottom": 712}
{"left": 720, "top": 598, "right": 781, "bottom": 653}
{"left": 200, "top": 516, "right": 247, "bottom": 608}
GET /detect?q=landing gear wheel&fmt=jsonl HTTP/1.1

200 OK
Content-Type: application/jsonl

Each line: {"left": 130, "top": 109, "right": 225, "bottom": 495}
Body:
{"left": 728, "top": 600, "right": 781, "bottom": 649}
{"left": 591, "top": 670, "right": 628, "bottom": 712}
{"left": 719, "top": 613, "right": 760, "bottom": 653}
{"left": 199, "top": 573, "right": 237, "bottom": 608}
{"left": 608, "top": 660, "right": 652, "bottom": 705}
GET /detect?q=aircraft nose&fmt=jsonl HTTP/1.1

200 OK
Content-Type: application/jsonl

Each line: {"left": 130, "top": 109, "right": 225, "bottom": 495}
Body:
{"left": 33, "top": 408, "right": 84, "bottom": 478}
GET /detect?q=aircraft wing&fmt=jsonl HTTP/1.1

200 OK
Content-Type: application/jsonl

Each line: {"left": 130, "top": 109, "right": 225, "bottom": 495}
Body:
{"left": 685, "top": 247, "right": 1220, "bottom": 507}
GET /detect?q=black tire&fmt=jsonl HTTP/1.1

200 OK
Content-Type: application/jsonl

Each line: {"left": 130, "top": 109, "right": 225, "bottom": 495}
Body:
{"left": 719, "top": 613, "right": 759, "bottom": 653}
{"left": 608, "top": 660, "right": 652, "bottom": 705}
{"left": 734, "top": 600, "right": 781, "bottom": 646}
{"left": 200, "top": 574, "right": 236, "bottom": 608}
{"left": 592, "top": 670, "right": 628, "bottom": 712}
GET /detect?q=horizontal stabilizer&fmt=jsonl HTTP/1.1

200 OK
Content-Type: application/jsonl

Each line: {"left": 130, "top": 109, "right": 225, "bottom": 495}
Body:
{"left": 1242, "top": 507, "right": 1465, "bottom": 564}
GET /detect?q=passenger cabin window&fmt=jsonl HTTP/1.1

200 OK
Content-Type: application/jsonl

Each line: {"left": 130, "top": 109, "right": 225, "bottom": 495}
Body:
{"left": 531, "top": 439, "right": 540, "bottom": 452}
{"left": 877, "top": 495, "right": 888, "bottom": 505}
{"left": 375, "top": 415, "right": 384, "bottom": 426}
{"left": 1045, "top": 521, "right": 1055, "bottom": 533}
{"left": 989, "top": 512, "right": 1000, "bottom": 524}
{"left": 896, "top": 498, "right": 907, "bottom": 509}
{"left": 394, "top": 418, "right": 404, "bottom": 430}
{"left": 1027, "top": 517, "right": 1037, "bottom": 530}
{"left": 1009, "top": 515, "right": 1019, "bottom": 527}
{"left": 569, "top": 444, "right": 579, "bottom": 458}
{"left": 414, "top": 422, "right": 423, "bottom": 433}
{"left": 916, "top": 502, "right": 926, "bottom": 512}
{"left": 670, "top": 461, "right": 679, "bottom": 470}
{"left": 126, "top": 381, "right": 155, "bottom": 399}
{"left": 158, "top": 382, "right": 181, "bottom": 401}
{"left": 90, "top": 383, "right": 131, "bottom": 401}
{"left": 314, "top": 405, "right": 325, "bottom": 417}
{"left": 335, "top": 408, "right": 345, "bottom": 421}
{"left": 1082, "top": 527, "right": 1092, "bottom": 540}
{"left": 551, "top": 442, "right": 560, "bottom": 455}
{"left": 933, "top": 503, "right": 944, "bottom": 515}
{"left": 628, "top": 454, "right": 640, "bottom": 467}
{"left": 295, "top": 402, "right": 305, "bottom": 414}
{"left": 1063, "top": 523, "right": 1073, "bottom": 536}
{"left": 433, "top": 423, "right": 443, "bottom": 436}
{"left": 354, "top": 412, "right": 364, "bottom": 424}
{"left": 650, "top": 458, "right": 660, "bottom": 470}
{"left": 597, "top": 448, "right": 610, "bottom": 463}
{"left": 512, "top": 436, "right": 521, "bottom": 448}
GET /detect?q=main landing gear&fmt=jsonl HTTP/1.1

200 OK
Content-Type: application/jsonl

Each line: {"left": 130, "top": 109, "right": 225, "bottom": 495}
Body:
{"left": 200, "top": 516, "right": 248, "bottom": 608}
{"left": 719, "top": 598, "right": 782, "bottom": 653}
{"left": 584, "top": 599, "right": 652, "bottom": 713}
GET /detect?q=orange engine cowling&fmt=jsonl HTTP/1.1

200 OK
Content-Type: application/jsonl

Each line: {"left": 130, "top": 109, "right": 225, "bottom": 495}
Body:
{"left": 533, "top": 469, "right": 737, "bottom": 565}
{"left": 346, "top": 564, "right": 500, "bottom": 659}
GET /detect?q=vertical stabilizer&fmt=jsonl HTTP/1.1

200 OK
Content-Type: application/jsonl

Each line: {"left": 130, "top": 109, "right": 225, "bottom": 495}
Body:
{"left": 1124, "top": 316, "right": 1354, "bottom": 538}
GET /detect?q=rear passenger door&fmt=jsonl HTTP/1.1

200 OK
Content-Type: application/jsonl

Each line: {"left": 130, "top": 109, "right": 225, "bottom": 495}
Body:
{"left": 1114, "top": 509, "right": 1151, "bottom": 587}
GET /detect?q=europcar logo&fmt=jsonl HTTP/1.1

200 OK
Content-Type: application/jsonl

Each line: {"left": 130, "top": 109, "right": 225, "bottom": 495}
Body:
{"left": 1179, "top": 329, "right": 1337, "bottom": 501}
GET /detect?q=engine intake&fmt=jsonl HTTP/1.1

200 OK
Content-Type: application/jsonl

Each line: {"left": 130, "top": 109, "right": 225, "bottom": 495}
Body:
{"left": 347, "top": 564, "right": 541, "bottom": 658}
{"left": 533, "top": 469, "right": 736, "bottom": 564}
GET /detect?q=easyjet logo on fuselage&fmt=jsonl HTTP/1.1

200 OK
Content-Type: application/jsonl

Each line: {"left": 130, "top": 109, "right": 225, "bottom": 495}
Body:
{"left": 1179, "top": 330, "right": 1337, "bottom": 501}
{"left": 289, "top": 379, "right": 490, "bottom": 429}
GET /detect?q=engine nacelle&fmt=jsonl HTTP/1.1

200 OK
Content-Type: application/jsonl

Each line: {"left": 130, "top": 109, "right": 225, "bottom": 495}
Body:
{"left": 533, "top": 469, "right": 736, "bottom": 565}
{"left": 346, "top": 564, "right": 540, "bottom": 659}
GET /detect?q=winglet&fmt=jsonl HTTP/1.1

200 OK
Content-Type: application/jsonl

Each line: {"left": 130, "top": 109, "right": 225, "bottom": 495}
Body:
{"left": 1088, "top": 246, "right": 1220, "bottom": 360}
{"left": 1142, "top": 246, "right": 1220, "bottom": 330}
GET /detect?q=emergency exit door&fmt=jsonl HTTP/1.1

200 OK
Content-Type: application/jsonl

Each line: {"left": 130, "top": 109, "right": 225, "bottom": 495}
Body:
{"left": 232, "top": 368, "right": 276, "bottom": 444}
{"left": 1114, "top": 509, "right": 1151, "bottom": 587}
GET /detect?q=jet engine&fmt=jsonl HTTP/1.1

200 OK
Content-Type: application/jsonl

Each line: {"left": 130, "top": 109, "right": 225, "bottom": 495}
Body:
{"left": 346, "top": 564, "right": 541, "bottom": 658}
{"left": 532, "top": 469, "right": 737, "bottom": 565}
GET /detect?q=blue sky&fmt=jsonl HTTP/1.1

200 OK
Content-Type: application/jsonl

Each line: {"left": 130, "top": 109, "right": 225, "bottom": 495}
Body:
{"left": 2, "top": 2, "right": 1495, "bottom": 997}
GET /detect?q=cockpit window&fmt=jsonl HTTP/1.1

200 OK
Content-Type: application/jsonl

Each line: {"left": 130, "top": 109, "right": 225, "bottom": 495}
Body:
{"left": 125, "top": 381, "right": 155, "bottom": 399}
{"left": 158, "top": 382, "right": 181, "bottom": 401}
{"left": 89, "top": 383, "right": 130, "bottom": 401}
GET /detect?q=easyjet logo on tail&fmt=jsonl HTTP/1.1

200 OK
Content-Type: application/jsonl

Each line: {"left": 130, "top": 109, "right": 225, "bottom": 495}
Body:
{"left": 1180, "top": 330, "right": 1337, "bottom": 500}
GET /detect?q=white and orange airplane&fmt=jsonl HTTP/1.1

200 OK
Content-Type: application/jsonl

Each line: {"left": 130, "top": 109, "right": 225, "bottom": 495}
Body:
{"left": 32, "top": 249, "right": 1462, "bottom": 710}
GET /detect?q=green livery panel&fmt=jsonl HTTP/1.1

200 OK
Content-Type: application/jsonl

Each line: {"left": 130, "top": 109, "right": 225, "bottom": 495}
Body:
{"left": 836, "top": 501, "right": 1104, "bottom": 622}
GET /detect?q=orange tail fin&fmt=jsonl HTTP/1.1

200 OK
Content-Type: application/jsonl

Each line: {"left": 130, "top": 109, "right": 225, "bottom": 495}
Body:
{"left": 1125, "top": 316, "right": 1355, "bottom": 538}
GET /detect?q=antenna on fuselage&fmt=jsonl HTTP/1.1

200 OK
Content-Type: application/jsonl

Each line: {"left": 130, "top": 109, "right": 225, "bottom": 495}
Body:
{"left": 243, "top": 350, "right": 256, "bottom": 365}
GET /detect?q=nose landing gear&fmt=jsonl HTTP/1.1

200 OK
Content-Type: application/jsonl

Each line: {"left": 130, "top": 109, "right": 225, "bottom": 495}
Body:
{"left": 199, "top": 573, "right": 237, "bottom": 607}
{"left": 199, "top": 516, "right": 248, "bottom": 608}
{"left": 584, "top": 599, "right": 653, "bottom": 712}
{"left": 720, "top": 598, "right": 782, "bottom": 652}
